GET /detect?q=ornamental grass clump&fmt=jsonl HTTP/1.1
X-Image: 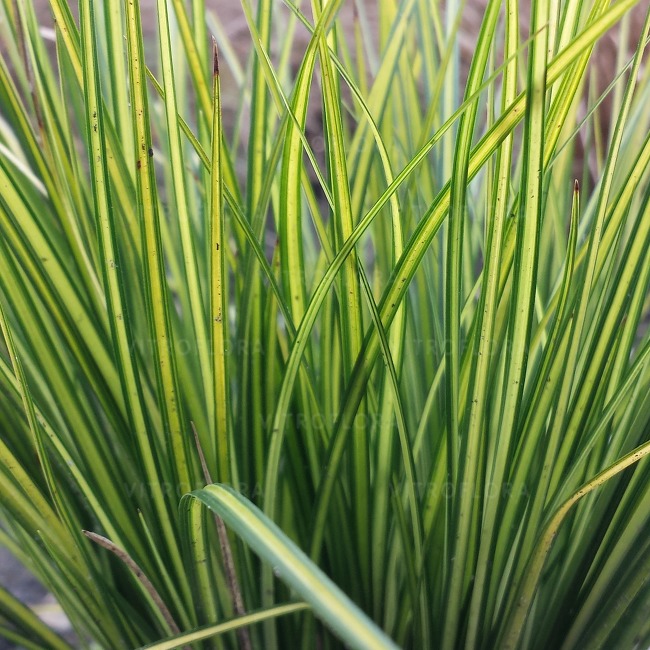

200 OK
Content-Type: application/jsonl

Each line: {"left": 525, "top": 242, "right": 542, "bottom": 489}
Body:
{"left": 0, "top": 0, "right": 649, "bottom": 648}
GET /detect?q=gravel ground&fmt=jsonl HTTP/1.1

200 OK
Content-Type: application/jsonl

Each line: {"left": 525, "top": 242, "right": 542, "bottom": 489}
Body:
{"left": 0, "top": 547, "right": 73, "bottom": 649}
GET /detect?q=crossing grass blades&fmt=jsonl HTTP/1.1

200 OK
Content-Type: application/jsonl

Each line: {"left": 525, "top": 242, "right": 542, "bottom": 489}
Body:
{"left": 0, "top": 0, "right": 649, "bottom": 648}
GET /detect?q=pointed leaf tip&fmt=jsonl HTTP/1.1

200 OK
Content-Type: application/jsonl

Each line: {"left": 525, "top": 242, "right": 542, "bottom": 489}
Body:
{"left": 212, "top": 37, "right": 219, "bottom": 76}
{"left": 574, "top": 179, "right": 579, "bottom": 192}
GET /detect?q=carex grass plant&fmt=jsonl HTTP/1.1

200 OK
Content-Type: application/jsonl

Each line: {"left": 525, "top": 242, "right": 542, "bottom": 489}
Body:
{"left": 0, "top": 0, "right": 649, "bottom": 647}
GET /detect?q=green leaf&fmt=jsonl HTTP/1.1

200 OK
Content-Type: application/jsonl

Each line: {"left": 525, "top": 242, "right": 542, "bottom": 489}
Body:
{"left": 183, "top": 485, "right": 400, "bottom": 650}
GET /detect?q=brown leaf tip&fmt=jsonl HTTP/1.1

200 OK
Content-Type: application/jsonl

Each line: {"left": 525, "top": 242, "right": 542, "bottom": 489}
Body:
{"left": 574, "top": 179, "right": 579, "bottom": 193}
{"left": 212, "top": 37, "right": 219, "bottom": 76}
